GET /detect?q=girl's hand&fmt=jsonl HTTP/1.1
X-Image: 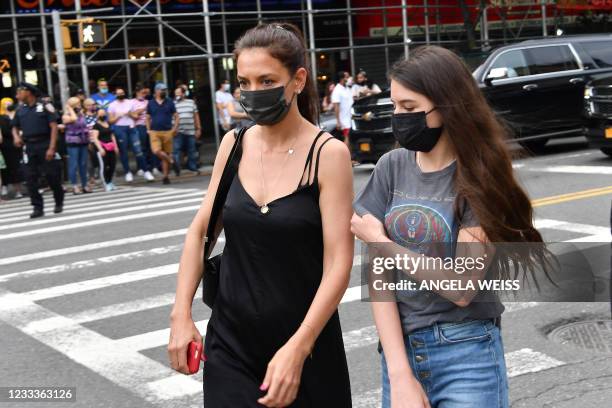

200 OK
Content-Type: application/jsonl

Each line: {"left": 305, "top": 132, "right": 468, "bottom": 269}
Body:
{"left": 114, "top": 148, "right": 119, "bottom": 154}
{"left": 98, "top": 149, "right": 106, "bottom": 157}
{"left": 167, "top": 314, "right": 203, "bottom": 374}
{"left": 351, "top": 213, "right": 388, "bottom": 243}
{"left": 391, "top": 375, "right": 431, "bottom": 408}
{"left": 257, "top": 340, "right": 308, "bottom": 407}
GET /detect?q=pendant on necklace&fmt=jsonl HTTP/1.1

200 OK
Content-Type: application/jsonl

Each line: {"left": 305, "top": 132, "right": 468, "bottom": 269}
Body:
{"left": 288, "top": 148, "right": 294, "bottom": 155}
{"left": 260, "top": 204, "right": 270, "bottom": 214}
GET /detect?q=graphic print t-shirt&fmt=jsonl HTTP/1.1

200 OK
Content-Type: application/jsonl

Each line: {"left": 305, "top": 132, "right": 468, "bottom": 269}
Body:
{"left": 353, "top": 148, "right": 504, "bottom": 333}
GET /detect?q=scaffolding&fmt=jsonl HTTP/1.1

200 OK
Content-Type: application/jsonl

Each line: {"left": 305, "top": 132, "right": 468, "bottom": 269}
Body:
{"left": 1, "top": 0, "right": 602, "bottom": 148}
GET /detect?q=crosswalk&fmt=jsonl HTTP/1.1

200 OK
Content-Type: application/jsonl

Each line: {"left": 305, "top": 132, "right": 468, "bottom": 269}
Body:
{"left": 0, "top": 184, "right": 609, "bottom": 408}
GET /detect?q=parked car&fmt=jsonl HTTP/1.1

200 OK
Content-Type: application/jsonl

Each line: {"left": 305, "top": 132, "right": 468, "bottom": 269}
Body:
{"left": 474, "top": 34, "right": 612, "bottom": 150}
{"left": 349, "top": 34, "right": 612, "bottom": 162}
{"left": 584, "top": 73, "right": 612, "bottom": 157}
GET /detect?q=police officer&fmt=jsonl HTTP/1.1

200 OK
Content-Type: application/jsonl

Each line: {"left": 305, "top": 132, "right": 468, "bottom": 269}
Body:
{"left": 11, "top": 82, "right": 64, "bottom": 218}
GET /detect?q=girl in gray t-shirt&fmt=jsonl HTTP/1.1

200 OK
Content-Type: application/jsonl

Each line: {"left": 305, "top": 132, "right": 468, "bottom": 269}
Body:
{"left": 351, "top": 46, "right": 547, "bottom": 408}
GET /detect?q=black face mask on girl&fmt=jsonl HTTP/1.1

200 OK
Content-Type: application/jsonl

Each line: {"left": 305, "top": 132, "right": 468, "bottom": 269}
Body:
{"left": 239, "top": 81, "right": 297, "bottom": 126}
{"left": 391, "top": 107, "right": 443, "bottom": 152}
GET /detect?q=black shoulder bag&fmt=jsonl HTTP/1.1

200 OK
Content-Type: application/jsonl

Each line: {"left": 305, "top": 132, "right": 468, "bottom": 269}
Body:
{"left": 202, "top": 126, "right": 247, "bottom": 307}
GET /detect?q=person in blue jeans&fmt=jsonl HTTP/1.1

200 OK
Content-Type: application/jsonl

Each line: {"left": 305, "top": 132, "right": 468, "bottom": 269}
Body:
{"left": 62, "top": 97, "right": 92, "bottom": 194}
{"left": 108, "top": 86, "right": 149, "bottom": 183}
{"left": 172, "top": 87, "right": 201, "bottom": 175}
{"left": 352, "top": 46, "right": 550, "bottom": 408}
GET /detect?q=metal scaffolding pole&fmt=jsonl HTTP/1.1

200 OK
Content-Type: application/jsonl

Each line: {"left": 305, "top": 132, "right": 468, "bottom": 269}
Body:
{"left": 121, "top": 0, "right": 133, "bottom": 95}
{"left": 39, "top": 0, "right": 53, "bottom": 97}
{"left": 51, "top": 11, "right": 69, "bottom": 107}
{"left": 75, "top": 0, "right": 90, "bottom": 96}
{"left": 541, "top": 0, "right": 548, "bottom": 37}
{"left": 256, "top": 0, "right": 262, "bottom": 25}
{"left": 156, "top": 0, "right": 168, "bottom": 85}
{"left": 346, "top": 0, "right": 355, "bottom": 76}
{"left": 424, "top": 0, "right": 430, "bottom": 45}
{"left": 221, "top": 0, "right": 230, "bottom": 82}
{"left": 382, "top": 0, "right": 389, "bottom": 73}
{"left": 10, "top": 0, "right": 23, "bottom": 83}
{"left": 482, "top": 3, "right": 490, "bottom": 51}
{"left": 306, "top": 0, "right": 317, "bottom": 83}
{"left": 401, "top": 0, "right": 409, "bottom": 59}
{"left": 203, "top": 0, "right": 220, "bottom": 149}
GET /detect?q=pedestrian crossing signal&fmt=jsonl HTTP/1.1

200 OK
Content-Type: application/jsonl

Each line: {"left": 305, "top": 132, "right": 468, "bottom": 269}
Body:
{"left": 80, "top": 22, "right": 106, "bottom": 47}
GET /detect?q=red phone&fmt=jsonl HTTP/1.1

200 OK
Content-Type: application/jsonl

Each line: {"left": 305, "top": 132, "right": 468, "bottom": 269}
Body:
{"left": 187, "top": 341, "right": 206, "bottom": 374}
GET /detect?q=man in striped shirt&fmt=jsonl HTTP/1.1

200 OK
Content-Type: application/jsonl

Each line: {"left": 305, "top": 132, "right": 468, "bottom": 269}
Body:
{"left": 172, "top": 87, "right": 201, "bottom": 175}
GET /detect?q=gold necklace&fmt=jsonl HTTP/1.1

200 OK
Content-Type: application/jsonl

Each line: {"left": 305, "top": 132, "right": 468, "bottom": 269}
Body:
{"left": 259, "top": 125, "right": 301, "bottom": 214}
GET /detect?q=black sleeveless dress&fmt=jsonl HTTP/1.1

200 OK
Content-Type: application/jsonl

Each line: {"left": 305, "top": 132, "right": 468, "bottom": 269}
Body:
{"left": 203, "top": 130, "right": 352, "bottom": 407}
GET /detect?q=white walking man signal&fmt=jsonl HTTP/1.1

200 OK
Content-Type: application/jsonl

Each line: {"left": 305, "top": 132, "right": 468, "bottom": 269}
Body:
{"left": 83, "top": 25, "right": 95, "bottom": 44}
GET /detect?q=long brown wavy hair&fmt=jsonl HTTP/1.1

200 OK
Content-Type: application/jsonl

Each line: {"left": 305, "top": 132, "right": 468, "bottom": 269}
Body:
{"left": 389, "top": 46, "right": 555, "bottom": 283}
{"left": 233, "top": 22, "right": 319, "bottom": 125}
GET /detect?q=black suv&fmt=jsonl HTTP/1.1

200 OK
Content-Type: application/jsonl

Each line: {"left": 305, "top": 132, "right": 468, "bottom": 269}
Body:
{"left": 350, "top": 34, "right": 612, "bottom": 162}
{"left": 584, "top": 73, "right": 612, "bottom": 157}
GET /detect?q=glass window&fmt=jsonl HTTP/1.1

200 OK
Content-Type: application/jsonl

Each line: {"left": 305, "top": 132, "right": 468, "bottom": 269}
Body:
{"left": 488, "top": 50, "right": 530, "bottom": 79}
{"left": 582, "top": 41, "right": 612, "bottom": 68}
{"left": 524, "top": 45, "right": 580, "bottom": 75}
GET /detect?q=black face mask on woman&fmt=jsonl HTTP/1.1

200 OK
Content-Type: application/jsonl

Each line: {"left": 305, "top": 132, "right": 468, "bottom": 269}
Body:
{"left": 391, "top": 108, "right": 443, "bottom": 152}
{"left": 239, "top": 81, "right": 297, "bottom": 126}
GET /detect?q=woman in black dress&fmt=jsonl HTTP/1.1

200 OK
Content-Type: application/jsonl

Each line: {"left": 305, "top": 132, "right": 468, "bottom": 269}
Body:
{"left": 169, "top": 23, "right": 354, "bottom": 407}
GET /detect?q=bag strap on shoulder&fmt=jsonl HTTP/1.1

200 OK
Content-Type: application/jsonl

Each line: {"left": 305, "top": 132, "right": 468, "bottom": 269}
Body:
{"left": 203, "top": 126, "right": 249, "bottom": 258}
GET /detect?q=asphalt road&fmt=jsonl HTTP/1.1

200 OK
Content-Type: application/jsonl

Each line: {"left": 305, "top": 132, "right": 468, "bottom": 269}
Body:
{"left": 0, "top": 137, "right": 610, "bottom": 408}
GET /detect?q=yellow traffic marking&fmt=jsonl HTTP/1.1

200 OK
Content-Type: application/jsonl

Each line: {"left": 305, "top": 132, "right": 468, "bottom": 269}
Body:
{"left": 531, "top": 185, "right": 612, "bottom": 207}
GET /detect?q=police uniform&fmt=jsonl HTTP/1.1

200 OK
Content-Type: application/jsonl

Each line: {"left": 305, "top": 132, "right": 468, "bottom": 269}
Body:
{"left": 11, "top": 83, "right": 64, "bottom": 217}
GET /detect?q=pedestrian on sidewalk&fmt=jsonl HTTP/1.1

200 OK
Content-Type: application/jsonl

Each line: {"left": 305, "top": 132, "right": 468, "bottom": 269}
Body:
{"left": 173, "top": 86, "right": 201, "bottom": 175}
{"left": 90, "top": 109, "right": 119, "bottom": 192}
{"left": 130, "top": 85, "right": 156, "bottom": 181}
{"left": 169, "top": 22, "right": 353, "bottom": 408}
{"left": 226, "top": 87, "right": 254, "bottom": 129}
{"left": 83, "top": 98, "right": 101, "bottom": 188}
{"left": 11, "top": 82, "right": 64, "bottom": 218}
{"left": 0, "top": 98, "right": 24, "bottom": 199}
{"left": 62, "top": 97, "right": 92, "bottom": 194}
{"left": 147, "top": 83, "right": 179, "bottom": 185}
{"left": 352, "top": 46, "right": 550, "bottom": 408}
{"left": 215, "top": 80, "right": 233, "bottom": 135}
{"left": 331, "top": 70, "right": 357, "bottom": 165}
{"left": 91, "top": 79, "right": 115, "bottom": 111}
{"left": 108, "top": 86, "right": 150, "bottom": 183}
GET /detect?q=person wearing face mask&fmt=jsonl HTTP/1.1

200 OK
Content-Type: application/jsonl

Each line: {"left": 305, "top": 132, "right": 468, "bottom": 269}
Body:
{"left": 83, "top": 98, "right": 102, "bottom": 189}
{"left": 352, "top": 46, "right": 551, "bottom": 408}
{"left": 63, "top": 97, "right": 92, "bottom": 194}
{"left": 331, "top": 71, "right": 356, "bottom": 163}
{"left": 173, "top": 87, "right": 201, "bottom": 176}
{"left": 215, "top": 80, "right": 233, "bottom": 133}
{"left": 90, "top": 109, "right": 119, "bottom": 191}
{"left": 129, "top": 85, "right": 156, "bottom": 180}
{"left": 146, "top": 82, "right": 179, "bottom": 184}
{"left": 169, "top": 23, "right": 353, "bottom": 408}
{"left": 91, "top": 79, "right": 115, "bottom": 111}
{"left": 108, "top": 86, "right": 149, "bottom": 183}
{"left": 352, "top": 69, "right": 382, "bottom": 100}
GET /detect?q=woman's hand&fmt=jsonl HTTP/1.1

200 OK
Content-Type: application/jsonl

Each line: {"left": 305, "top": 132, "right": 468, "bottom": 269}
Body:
{"left": 351, "top": 213, "right": 388, "bottom": 243}
{"left": 98, "top": 149, "right": 106, "bottom": 157}
{"left": 391, "top": 375, "right": 431, "bottom": 408}
{"left": 167, "top": 314, "right": 203, "bottom": 374}
{"left": 257, "top": 339, "right": 309, "bottom": 407}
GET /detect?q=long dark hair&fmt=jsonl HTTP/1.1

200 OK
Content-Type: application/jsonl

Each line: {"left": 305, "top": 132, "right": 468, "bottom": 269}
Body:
{"left": 388, "top": 46, "right": 554, "bottom": 283}
{"left": 233, "top": 22, "right": 319, "bottom": 125}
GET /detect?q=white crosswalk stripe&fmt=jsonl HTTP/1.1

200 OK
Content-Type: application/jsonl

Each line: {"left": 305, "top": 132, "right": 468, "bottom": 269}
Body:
{"left": 0, "top": 184, "right": 605, "bottom": 406}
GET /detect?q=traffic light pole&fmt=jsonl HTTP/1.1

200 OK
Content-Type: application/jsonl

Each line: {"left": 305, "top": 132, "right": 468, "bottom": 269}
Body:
{"left": 52, "top": 11, "right": 70, "bottom": 107}
{"left": 75, "top": 0, "right": 90, "bottom": 97}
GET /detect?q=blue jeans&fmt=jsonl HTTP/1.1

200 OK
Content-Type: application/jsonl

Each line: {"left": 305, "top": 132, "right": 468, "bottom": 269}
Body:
{"left": 173, "top": 132, "right": 198, "bottom": 171}
{"left": 113, "top": 125, "right": 147, "bottom": 174}
{"left": 133, "top": 125, "right": 159, "bottom": 172}
{"left": 67, "top": 145, "right": 89, "bottom": 187}
{"left": 381, "top": 319, "right": 509, "bottom": 408}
